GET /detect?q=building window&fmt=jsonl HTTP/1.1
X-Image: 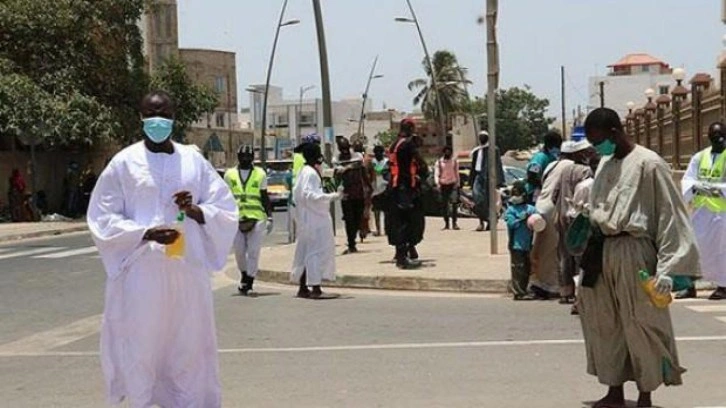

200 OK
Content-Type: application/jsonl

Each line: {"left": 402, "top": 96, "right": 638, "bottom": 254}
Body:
{"left": 214, "top": 77, "right": 226, "bottom": 94}
{"left": 276, "top": 114, "right": 288, "bottom": 125}
{"left": 215, "top": 113, "right": 225, "bottom": 128}
{"left": 641, "top": 65, "right": 650, "bottom": 73}
{"left": 659, "top": 85, "right": 669, "bottom": 95}
{"left": 300, "top": 113, "right": 315, "bottom": 125}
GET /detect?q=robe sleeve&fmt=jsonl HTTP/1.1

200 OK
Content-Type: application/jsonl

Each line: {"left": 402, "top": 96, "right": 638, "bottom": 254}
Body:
{"left": 681, "top": 153, "right": 700, "bottom": 203}
{"left": 87, "top": 161, "right": 148, "bottom": 280}
{"left": 195, "top": 158, "right": 239, "bottom": 272}
{"left": 649, "top": 160, "right": 701, "bottom": 279}
{"left": 302, "top": 170, "right": 337, "bottom": 203}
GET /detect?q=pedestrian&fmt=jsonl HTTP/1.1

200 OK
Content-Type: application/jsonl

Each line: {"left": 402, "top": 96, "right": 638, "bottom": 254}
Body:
{"left": 371, "top": 144, "right": 389, "bottom": 237}
{"left": 469, "top": 131, "right": 505, "bottom": 231}
{"left": 87, "top": 91, "right": 238, "bottom": 407}
{"left": 354, "top": 141, "right": 374, "bottom": 241}
{"left": 291, "top": 142, "right": 342, "bottom": 299}
{"left": 579, "top": 107, "right": 700, "bottom": 408}
{"left": 63, "top": 161, "right": 81, "bottom": 218}
{"left": 504, "top": 180, "right": 538, "bottom": 300}
{"left": 434, "top": 145, "right": 460, "bottom": 230}
{"left": 7, "top": 168, "right": 27, "bottom": 222}
{"left": 224, "top": 145, "right": 274, "bottom": 296}
{"left": 290, "top": 133, "right": 321, "bottom": 241}
{"left": 386, "top": 118, "right": 424, "bottom": 269}
{"left": 79, "top": 165, "right": 97, "bottom": 215}
{"left": 554, "top": 140, "right": 594, "bottom": 304}
{"left": 529, "top": 142, "right": 571, "bottom": 300}
{"left": 680, "top": 121, "right": 726, "bottom": 300}
{"left": 335, "top": 137, "right": 370, "bottom": 254}
{"left": 525, "top": 131, "right": 562, "bottom": 203}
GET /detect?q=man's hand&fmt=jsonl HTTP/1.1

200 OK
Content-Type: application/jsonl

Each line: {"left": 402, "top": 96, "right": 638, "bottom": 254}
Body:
{"left": 143, "top": 227, "right": 180, "bottom": 245}
{"left": 655, "top": 275, "right": 673, "bottom": 295}
{"left": 173, "top": 191, "right": 205, "bottom": 224}
{"left": 266, "top": 218, "right": 274, "bottom": 235}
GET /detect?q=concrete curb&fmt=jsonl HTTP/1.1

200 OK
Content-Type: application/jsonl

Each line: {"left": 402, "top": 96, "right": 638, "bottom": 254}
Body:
{"left": 0, "top": 225, "right": 88, "bottom": 243}
{"left": 247, "top": 269, "right": 511, "bottom": 294}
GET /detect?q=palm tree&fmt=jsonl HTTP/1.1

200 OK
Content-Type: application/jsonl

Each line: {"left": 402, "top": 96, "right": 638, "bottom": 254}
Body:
{"left": 408, "top": 50, "right": 470, "bottom": 127}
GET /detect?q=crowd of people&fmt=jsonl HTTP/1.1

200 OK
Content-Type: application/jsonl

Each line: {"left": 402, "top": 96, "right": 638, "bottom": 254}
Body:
{"left": 85, "top": 89, "right": 726, "bottom": 407}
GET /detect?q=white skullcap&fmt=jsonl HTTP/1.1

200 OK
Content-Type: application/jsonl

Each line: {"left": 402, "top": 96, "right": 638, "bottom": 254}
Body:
{"left": 561, "top": 140, "right": 592, "bottom": 154}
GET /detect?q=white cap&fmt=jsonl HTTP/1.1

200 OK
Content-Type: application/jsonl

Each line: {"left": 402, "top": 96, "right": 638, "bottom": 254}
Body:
{"left": 479, "top": 130, "right": 489, "bottom": 137}
{"left": 561, "top": 140, "right": 591, "bottom": 154}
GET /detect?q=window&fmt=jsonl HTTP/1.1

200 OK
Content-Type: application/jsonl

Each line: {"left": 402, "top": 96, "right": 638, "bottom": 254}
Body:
{"left": 276, "top": 114, "right": 288, "bottom": 125}
{"left": 215, "top": 113, "right": 225, "bottom": 128}
{"left": 641, "top": 65, "right": 650, "bottom": 73}
{"left": 214, "top": 77, "right": 226, "bottom": 94}
{"left": 300, "top": 113, "right": 315, "bottom": 125}
{"left": 659, "top": 85, "right": 669, "bottom": 95}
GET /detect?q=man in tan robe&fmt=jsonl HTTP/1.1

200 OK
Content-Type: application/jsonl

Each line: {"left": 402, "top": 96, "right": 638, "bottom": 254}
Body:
{"left": 581, "top": 108, "right": 701, "bottom": 408}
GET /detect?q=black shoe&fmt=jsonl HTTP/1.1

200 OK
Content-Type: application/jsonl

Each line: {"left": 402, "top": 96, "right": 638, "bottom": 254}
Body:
{"left": 452, "top": 224, "right": 460, "bottom": 230}
{"left": 708, "top": 287, "right": 726, "bottom": 300}
{"left": 530, "top": 286, "right": 551, "bottom": 300}
{"left": 408, "top": 246, "right": 419, "bottom": 260}
{"left": 343, "top": 246, "right": 358, "bottom": 255}
{"left": 297, "top": 288, "right": 311, "bottom": 298}
{"left": 396, "top": 257, "right": 421, "bottom": 270}
{"left": 443, "top": 224, "right": 450, "bottom": 230}
{"left": 675, "top": 286, "right": 697, "bottom": 299}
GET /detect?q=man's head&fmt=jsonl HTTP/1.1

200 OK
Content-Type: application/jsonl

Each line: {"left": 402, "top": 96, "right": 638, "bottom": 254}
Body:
{"left": 399, "top": 118, "right": 416, "bottom": 138}
{"left": 543, "top": 131, "right": 563, "bottom": 156}
{"left": 561, "top": 140, "right": 594, "bottom": 165}
{"left": 373, "top": 145, "right": 385, "bottom": 160}
{"left": 302, "top": 142, "right": 323, "bottom": 166}
{"left": 442, "top": 146, "right": 453, "bottom": 159}
{"left": 584, "top": 108, "right": 625, "bottom": 157}
{"left": 510, "top": 180, "right": 527, "bottom": 204}
{"left": 352, "top": 141, "right": 365, "bottom": 154}
{"left": 709, "top": 121, "right": 726, "bottom": 153}
{"left": 479, "top": 130, "right": 489, "bottom": 146}
{"left": 237, "top": 145, "right": 254, "bottom": 169}
{"left": 295, "top": 133, "right": 321, "bottom": 153}
{"left": 140, "top": 91, "right": 175, "bottom": 145}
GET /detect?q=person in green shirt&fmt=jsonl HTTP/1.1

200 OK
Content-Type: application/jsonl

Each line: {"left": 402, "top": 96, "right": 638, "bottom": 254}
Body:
{"left": 525, "top": 131, "right": 562, "bottom": 203}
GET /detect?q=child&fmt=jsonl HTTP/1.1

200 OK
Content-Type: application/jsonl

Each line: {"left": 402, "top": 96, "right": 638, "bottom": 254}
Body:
{"left": 504, "top": 180, "right": 538, "bottom": 300}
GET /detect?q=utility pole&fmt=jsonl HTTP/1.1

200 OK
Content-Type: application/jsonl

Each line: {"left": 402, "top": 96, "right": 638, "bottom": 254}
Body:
{"left": 312, "top": 0, "right": 336, "bottom": 234}
{"left": 561, "top": 66, "right": 566, "bottom": 138}
{"left": 486, "top": 0, "right": 499, "bottom": 254}
{"left": 599, "top": 81, "right": 605, "bottom": 108}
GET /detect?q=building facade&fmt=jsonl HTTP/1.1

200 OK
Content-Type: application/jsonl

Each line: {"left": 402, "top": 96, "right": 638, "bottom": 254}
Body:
{"left": 140, "top": 0, "right": 179, "bottom": 73}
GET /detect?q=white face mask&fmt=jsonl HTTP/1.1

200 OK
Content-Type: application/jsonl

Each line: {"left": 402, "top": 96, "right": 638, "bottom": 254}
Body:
{"left": 510, "top": 196, "right": 525, "bottom": 205}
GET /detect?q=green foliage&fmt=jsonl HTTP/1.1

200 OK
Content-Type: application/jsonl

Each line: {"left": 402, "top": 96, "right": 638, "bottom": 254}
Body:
{"left": 467, "top": 86, "right": 555, "bottom": 152}
{"left": 408, "top": 50, "right": 470, "bottom": 124}
{"left": 375, "top": 129, "right": 398, "bottom": 149}
{"left": 150, "top": 57, "right": 219, "bottom": 143}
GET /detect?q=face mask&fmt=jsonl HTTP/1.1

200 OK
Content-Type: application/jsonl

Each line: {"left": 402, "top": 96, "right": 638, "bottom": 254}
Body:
{"left": 239, "top": 157, "right": 253, "bottom": 169}
{"left": 710, "top": 133, "right": 725, "bottom": 151}
{"left": 143, "top": 117, "right": 174, "bottom": 144}
{"left": 510, "top": 196, "right": 524, "bottom": 205}
{"left": 594, "top": 139, "right": 616, "bottom": 157}
{"left": 444, "top": 153, "right": 452, "bottom": 159}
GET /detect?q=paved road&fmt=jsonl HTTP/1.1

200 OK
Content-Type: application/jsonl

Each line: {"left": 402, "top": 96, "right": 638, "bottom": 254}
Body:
{"left": 2, "top": 220, "right": 726, "bottom": 407}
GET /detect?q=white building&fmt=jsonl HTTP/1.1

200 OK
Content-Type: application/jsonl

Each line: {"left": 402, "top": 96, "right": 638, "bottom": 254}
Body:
{"left": 589, "top": 53, "right": 676, "bottom": 118}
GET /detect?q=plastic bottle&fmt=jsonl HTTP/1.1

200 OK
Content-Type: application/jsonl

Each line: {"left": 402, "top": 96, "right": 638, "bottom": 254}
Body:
{"left": 638, "top": 270, "right": 672, "bottom": 308}
{"left": 165, "top": 211, "right": 186, "bottom": 259}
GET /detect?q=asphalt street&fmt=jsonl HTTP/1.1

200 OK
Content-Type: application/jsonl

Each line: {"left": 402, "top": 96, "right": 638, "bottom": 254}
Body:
{"left": 2, "top": 212, "right": 726, "bottom": 407}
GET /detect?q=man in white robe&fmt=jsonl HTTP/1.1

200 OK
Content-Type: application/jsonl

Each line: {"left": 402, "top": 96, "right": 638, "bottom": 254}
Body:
{"left": 681, "top": 121, "right": 726, "bottom": 300}
{"left": 87, "top": 91, "right": 238, "bottom": 407}
{"left": 291, "top": 142, "right": 342, "bottom": 298}
{"left": 581, "top": 108, "right": 700, "bottom": 408}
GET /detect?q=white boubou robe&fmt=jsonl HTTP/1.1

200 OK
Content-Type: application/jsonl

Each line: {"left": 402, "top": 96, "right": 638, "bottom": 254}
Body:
{"left": 681, "top": 150, "right": 726, "bottom": 287}
{"left": 87, "top": 142, "right": 238, "bottom": 407}
{"left": 291, "top": 165, "right": 337, "bottom": 286}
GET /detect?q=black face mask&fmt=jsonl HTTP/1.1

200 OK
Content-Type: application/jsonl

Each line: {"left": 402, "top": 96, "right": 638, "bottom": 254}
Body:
{"left": 710, "top": 131, "right": 726, "bottom": 152}
{"left": 238, "top": 156, "right": 253, "bottom": 169}
{"left": 444, "top": 153, "right": 452, "bottom": 159}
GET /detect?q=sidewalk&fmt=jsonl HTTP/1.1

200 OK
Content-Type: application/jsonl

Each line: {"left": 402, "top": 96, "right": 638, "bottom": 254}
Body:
{"left": 249, "top": 217, "right": 512, "bottom": 293}
{"left": 0, "top": 221, "right": 88, "bottom": 242}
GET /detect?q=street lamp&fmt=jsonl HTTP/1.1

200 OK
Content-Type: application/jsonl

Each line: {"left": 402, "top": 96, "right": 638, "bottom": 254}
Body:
{"left": 259, "top": 0, "right": 300, "bottom": 166}
{"left": 643, "top": 88, "right": 657, "bottom": 150}
{"left": 395, "top": 0, "right": 448, "bottom": 144}
{"left": 297, "top": 85, "right": 316, "bottom": 145}
{"left": 357, "top": 56, "right": 384, "bottom": 146}
{"left": 671, "top": 67, "right": 689, "bottom": 169}
{"left": 656, "top": 93, "right": 671, "bottom": 156}
{"left": 690, "top": 72, "right": 712, "bottom": 152}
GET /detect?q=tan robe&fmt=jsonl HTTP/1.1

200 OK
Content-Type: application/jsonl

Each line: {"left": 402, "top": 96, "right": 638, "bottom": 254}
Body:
{"left": 530, "top": 159, "right": 572, "bottom": 293}
{"left": 580, "top": 146, "right": 701, "bottom": 392}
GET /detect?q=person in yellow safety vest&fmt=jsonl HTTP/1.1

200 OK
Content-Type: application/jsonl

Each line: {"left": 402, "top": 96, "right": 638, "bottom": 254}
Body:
{"left": 681, "top": 121, "right": 726, "bottom": 300}
{"left": 224, "top": 145, "right": 273, "bottom": 296}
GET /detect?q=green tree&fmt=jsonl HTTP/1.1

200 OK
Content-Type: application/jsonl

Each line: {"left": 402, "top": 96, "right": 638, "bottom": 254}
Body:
{"left": 408, "top": 50, "right": 470, "bottom": 127}
{"left": 467, "top": 86, "right": 556, "bottom": 153}
{"left": 149, "top": 58, "right": 219, "bottom": 143}
{"left": 375, "top": 129, "right": 397, "bottom": 148}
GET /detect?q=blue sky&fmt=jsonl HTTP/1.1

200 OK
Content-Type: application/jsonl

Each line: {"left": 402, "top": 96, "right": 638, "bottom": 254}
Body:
{"left": 178, "top": 0, "right": 723, "bottom": 117}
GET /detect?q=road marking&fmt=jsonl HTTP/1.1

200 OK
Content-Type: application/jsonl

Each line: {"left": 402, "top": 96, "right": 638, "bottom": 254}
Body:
{"left": 2, "top": 335, "right": 726, "bottom": 358}
{"left": 0, "top": 315, "right": 102, "bottom": 355}
{"left": 0, "top": 247, "right": 64, "bottom": 260}
{"left": 686, "top": 305, "right": 726, "bottom": 313}
{"left": 0, "top": 247, "right": 14, "bottom": 254}
{"left": 717, "top": 317, "right": 726, "bottom": 324}
{"left": 34, "top": 246, "right": 97, "bottom": 259}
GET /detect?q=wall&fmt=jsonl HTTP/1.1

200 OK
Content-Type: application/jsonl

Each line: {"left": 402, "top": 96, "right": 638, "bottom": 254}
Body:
{"left": 589, "top": 73, "right": 675, "bottom": 118}
{"left": 180, "top": 49, "right": 238, "bottom": 131}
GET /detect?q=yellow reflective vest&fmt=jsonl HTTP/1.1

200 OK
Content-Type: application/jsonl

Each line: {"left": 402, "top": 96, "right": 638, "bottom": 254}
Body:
{"left": 224, "top": 167, "right": 267, "bottom": 220}
{"left": 694, "top": 147, "right": 726, "bottom": 213}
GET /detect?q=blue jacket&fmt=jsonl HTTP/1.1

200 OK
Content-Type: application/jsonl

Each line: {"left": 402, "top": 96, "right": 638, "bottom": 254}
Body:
{"left": 504, "top": 202, "right": 537, "bottom": 251}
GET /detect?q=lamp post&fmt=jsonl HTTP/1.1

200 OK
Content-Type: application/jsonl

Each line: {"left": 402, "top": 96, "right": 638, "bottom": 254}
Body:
{"left": 690, "top": 72, "right": 712, "bottom": 153}
{"left": 655, "top": 94, "right": 671, "bottom": 157}
{"left": 671, "top": 67, "right": 688, "bottom": 170}
{"left": 626, "top": 101, "right": 635, "bottom": 138}
{"left": 260, "top": 0, "right": 299, "bottom": 166}
{"left": 395, "top": 0, "right": 448, "bottom": 142}
{"left": 297, "top": 85, "right": 315, "bottom": 145}
{"left": 633, "top": 109, "right": 644, "bottom": 145}
{"left": 644, "top": 88, "right": 657, "bottom": 150}
{"left": 357, "top": 56, "right": 384, "bottom": 147}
